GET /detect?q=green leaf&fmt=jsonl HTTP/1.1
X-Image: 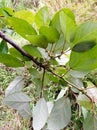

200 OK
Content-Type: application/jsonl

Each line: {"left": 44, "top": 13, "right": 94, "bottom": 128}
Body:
{"left": 51, "top": 33, "right": 66, "bottom": 53}
{"left": 0, "top": 54, "right": 23, "bottom": 67}
{"left": 3, "top": 92, "right": 31, "bottom": 119}
{"left": 22, "top": 44, "right": 42, "bottom": 58}
{"left": 48, "top": 97, "right": 71, "bottom": 130}
{"left": 5, "top": 76, "right": 24, "bottom": 97}
{"left": 9, "top": 48, "right": 28, "bottom": 61}
{"left": 39, "top": 26, "right": 60, "bottom": 43}
{"left": 35, "top": 6, "right": 50, "bottom": 28}
{"left": 7, "top": 17, "right": 36, "bottom": 38}
{"left": 51, "top": 8, "right": 75, "bottom": 32}
{"left": 83, "top": 113, "right": 97, "bottom": 130}
{"left": 69, "top": 45, "right": 97, "bottom": 71}
{"left": 82, "top": 107, "right": 89, "bottom": 119}
{"left": 0, "top": 40, "right": 8, "bottom": 54}
{"left": 86, "top": 87, "right": 97, "bottom": 104}
{"left": 0, "top": 7, "right": 14, "bottom": 17}
{"left": 67, "top": 76, "right": 84, "bottom": 93}
{"left": 0, "top": 8, "right": 4, "bottom": 16}
{"left": 69, "top": 70, "right": 88, "bottom": 78}
{"left": 57, "top": 89, "right": 68, "bottom": 100}
{"left": 14, "top": 10, "right": 34, "bottom": 24}
{"left": 33, "top": 98, "right": 48, "bottom": 130}
{"left": 72, "top": 40, "right": 96, "bottom": 52}
{"left": 71, "top": 21, "right": 97, "bottom": 47}
{"left": 59, "top": 11, "right": 76, "bottom": 42}
{"left": 77, "top": 93, "right": 92, "bottom": 110}
{"left": 25, "top": 34, "right": 48, "bottom": 48}
{"left": 54, "top": 66, "right": 67, "bottom": 76}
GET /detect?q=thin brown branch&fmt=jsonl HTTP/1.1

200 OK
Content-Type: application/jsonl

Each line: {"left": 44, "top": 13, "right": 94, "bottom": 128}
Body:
{"left": 47, "top": 68, "right": 92, "bottom": 102}
{"left": 40, "top": 68, "right": 45, "bottom": 98}
{"left": 0, "top": 31, "right": 92, "bottom": 101}
{"left": 0, "top": 31, "right": 46, "bottom": 69}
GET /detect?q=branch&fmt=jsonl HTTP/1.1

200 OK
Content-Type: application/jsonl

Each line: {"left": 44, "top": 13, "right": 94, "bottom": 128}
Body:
{"left": 40, "top": 68, "right": 45, "bottom": 98}
{"left": 0, "top": 31, "right": 92, "bottom": 101}
{"left": 0, "top": 31, "right": 46, "bottom": 68}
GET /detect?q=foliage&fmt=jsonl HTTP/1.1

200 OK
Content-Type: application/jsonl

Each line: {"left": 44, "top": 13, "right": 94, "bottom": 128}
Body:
{"left": 1, "top": 5, "right": 97, "bottom": 130}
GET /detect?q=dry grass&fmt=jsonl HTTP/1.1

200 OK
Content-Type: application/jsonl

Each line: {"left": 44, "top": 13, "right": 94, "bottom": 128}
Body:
{"left": 42, "top": 0, "right": 97, "bottom": 23}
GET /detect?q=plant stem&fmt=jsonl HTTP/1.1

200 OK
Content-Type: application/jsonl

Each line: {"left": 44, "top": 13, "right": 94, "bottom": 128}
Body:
{"left": 0, "top": 31, "right": 92, "bottom": 101}
{"left": 0, "top": 31, "right": 46, "bottom": 69}
{"left": 40, "top": 69, "right": 45, "bottom": 98}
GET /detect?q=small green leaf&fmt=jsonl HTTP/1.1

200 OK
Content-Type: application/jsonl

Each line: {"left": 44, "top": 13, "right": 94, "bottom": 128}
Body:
{"left": 25, "top": 34, "right": 48, "bottom": 48}
{"left": 69, "top": 44, "right": 97, "bottom": 71}
{"left": 14, "top": 10, "right": 34, "bottom": 24}
{"left": 71, "top": 21, "right": 97, "bottom": 47}
{"left": 1, "top": 7, "right": 14, "bottom": 16}
{"left": 7, "top": 17, "right": 36, "bottom": 38}
{"left": 77, "top": 93, "right": 92, "bottom": 110}
{"left": 9, "top": 48, "right": 26, "bottom": 60}
{"left": 59, "top": 11, "right": 76, "bottom": 42}
{"left": 39, "top": 26, "right": 60, "bottom": 43}
{"left": 35, "top": 6, "right": 50, "bottom": 28}
{"left": 22, "top": 44, "right": 42, "bottom": 58}
{"left": 72, "top": 40, "right": 96, "bottom": 52}
{"left": 51, "top": 8, "right": 75, "bottom": 32}
{"left": 0, "top": 40, "right": 8, "bottom": 54}
{"left": 0, "top": 8, "right": 4, "bottom": 16}
{"left": 54, "top": 66, "right": 67, "bottom": 75}
{"left": 0, "top": 54, "right": 23, "bottom": 67}
{"left": 67, "top": 76, "right": 84, "bottom": 93}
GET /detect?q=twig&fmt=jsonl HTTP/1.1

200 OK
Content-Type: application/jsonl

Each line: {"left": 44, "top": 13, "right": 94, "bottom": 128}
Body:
{"left": 40, "top": 69, "right": 45, "bottom": 98}
{"left": 0, "top": 31, "right": 46, "bottom": 69}
{"left": 0, "top": 31, "right": 92, "bottom": 101}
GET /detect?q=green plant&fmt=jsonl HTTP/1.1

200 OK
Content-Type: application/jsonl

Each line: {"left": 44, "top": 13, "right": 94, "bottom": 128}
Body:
{"left": 1, "top": 6, "right": 97, "bottom": 130}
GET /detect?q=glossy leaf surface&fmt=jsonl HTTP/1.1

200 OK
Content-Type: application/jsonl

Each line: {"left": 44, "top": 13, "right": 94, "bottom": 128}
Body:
{"left": 51, "top": 8, "right": 75, "bottom": 32}
{"left": 0, "top": 40, "right": 8, "bottom": 54}
{"left": 0, "top": 54, "right": 23, "bottom": 67}
{"left": 7, "top": 17, "right": 36, "bottom": 38}
{"left": 14, "top": 10, "right": 34, "bottom": 24}
{"left": 71, "top": 21, "right": 97, "bottom": 47}
{"left": 77, "top": 93, "right": 92, "bottom": 110}
{"left": 25, "top": 34, "right": 48, "bottom": 48}
{"left": 35, "top": 6, "right": 50, "bottom": 28}
{"left": 72, "top": 40, "right": 96, "bottom": 52}
{"left": 39, "top": 26, "right": 60, "bottom": 43}
{"left": 69, "top": 45, "right": 97, "bottom": 71}
{"left": 22, "top": 44, "right": 42, "bottom": 58}
{"left": 60, "top": 11, "right": 76, "bottom": 42}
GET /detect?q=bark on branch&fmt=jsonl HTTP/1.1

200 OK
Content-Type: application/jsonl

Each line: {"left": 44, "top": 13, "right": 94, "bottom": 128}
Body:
{"left": 0, "top": 31, "right": 46, "bottom": 68}
{"left": 0, "top": 31, "right": 93, "bottom": 101}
